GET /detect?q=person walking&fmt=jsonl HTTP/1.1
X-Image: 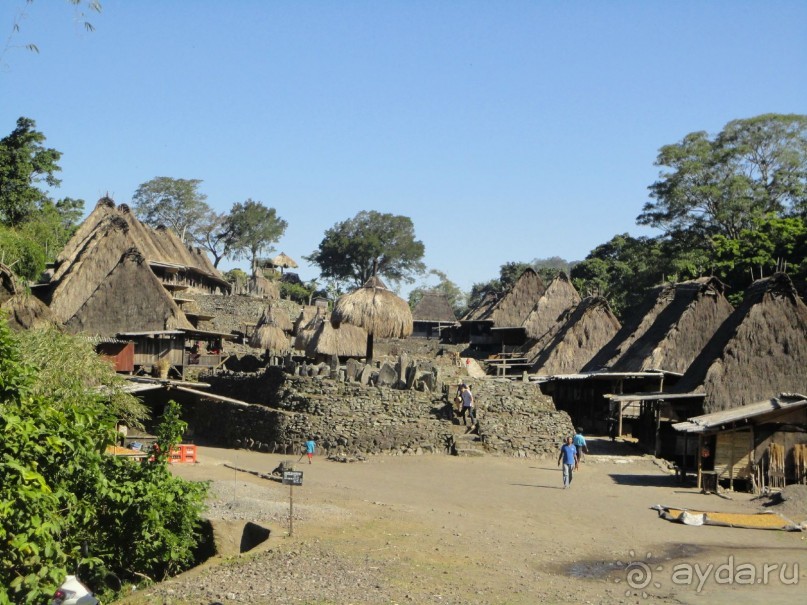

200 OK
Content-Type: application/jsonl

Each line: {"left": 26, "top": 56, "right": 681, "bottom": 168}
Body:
{"left": 305, "top": 436, "right": 316, "bottom": 464}
{"left": 459, "top": 383, "right": 476, "bottom": 426}
{"left": 557, "top": 436, "right": 579, "bottom": 488}
{"left": 573, "top": 427, "right": 588, "bottom": 463}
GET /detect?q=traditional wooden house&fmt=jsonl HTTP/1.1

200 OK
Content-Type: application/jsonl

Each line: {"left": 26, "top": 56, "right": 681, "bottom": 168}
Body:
{"left": 673, "top": 393, "right": 807, "bottom": 491}
{"left": 411, "top": 290, "right": 457, "bottom": 339}
{"left": 543, "top": 278, "right": 733, "bottom": 437}
{"left": 521, "top": 272, "right": 581, "bottom": 341}
{"left": 583, "top": 277, "right": 734, "bottom": 373}
{"left": 457, "top": 268, "right": 546, "bottom": 349}
{"left": 33, "top": 197, "right": 233, "bottom": 377}
{"left": 610, "top": 273, "right": 807, "bottom": 456}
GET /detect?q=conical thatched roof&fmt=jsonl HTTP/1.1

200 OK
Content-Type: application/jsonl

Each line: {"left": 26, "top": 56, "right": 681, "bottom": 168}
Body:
{"left": 272, "top": 252, "right": 298, "bottom": 269}
{"left": 305, "top": 319, "right": 367, "bottom": 358}
{"left": 1, "top": 263, "right": 58, "bottom": 331}
{"left": 669, "top": 273, "right": 807, "bottom": 413}
{"left": 249, "top": 324, "right": 290, "bottom": 353}
{"left": 63, "top": 248, "right": 193, "bottom": 335}
{"left": 293, "top": 305, "right": 323, "bottom": 336}
{"left": 412, "top": 291, "right": 457, "bottom": 322}
{"left": 331, "top": 276, "right": 413, "bottom": 338}
{"left": 461, "top": 290, "right": 500, "bottom": 321}
{"left": 583, "top": 276, "right": 734, "bottom": 373}
{"left": 293, "top": 312, "right": 324, "bottom": 352}
{"left": 250, "top": 304, "right": 293, "bottom": 352}
{"left": 529, "top": 296, "right": 621, "bottom": 376}
{"left": 521, "top": 272, "right": 581, "bottom": 340}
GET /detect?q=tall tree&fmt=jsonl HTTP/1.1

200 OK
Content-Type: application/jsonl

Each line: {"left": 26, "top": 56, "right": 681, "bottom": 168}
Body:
{"left": 194, "top": 209, "right": 230, "bottom": 268}
{"left": 307, "top": 210, "right": 425, "bottom": 288}
{"left": 224, "top": 199, "right": 287, "bottom": 273}
{"left": 132, "top": 177, "right": 211, "bottom": 243}
{"left": 638, "top": 114, "right": 807, "bottom": 240}
{"left": 0, "top": 117, "right": 62, "bottom": 227}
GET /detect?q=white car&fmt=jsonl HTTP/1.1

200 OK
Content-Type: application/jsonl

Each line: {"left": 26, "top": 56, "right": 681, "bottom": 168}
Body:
{"left": 50, "top": 575, "right": 100, "bottom": 605}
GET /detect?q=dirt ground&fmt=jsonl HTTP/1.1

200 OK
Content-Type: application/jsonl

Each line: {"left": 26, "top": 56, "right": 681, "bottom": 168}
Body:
{"left": 118, "top": 438, "right": 807, "bottom": 605}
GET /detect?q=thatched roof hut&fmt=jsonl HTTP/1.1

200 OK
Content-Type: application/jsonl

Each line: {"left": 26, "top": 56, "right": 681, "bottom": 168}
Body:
{"left": 63, "top": 248, "right": 194, "bottom": 335}
{"left": 521, "top": 272, "right": 581, "bottom": 340}
{"left": 463, "top": 268, "right": 546, "bottom": 328}
{"left": 272, "top": 252, "right": 298, "bottom": 270}
{"left": 305, "top": 319, "right": 367, "bottom": 359}
{"left": 461, "top": 290, "right": 500, "bottom": 322}
{"left": 583, "top": 276, "right": 734, "bottom": 374}
{"left": 529, "top": 296, "right": 621, "bottom": 376}
{"left": 331, "top": 275, "right": 413, "bottom": 360}
{"left": 669, "top": 273, "right": 807, "bottom": 413}
{"left": 412, "top": 291, "right": 456, "bottom": 322}
{"left": 52, "top": 198, "right": 230, "bottom": 294}
{"left": 0, "top": 262, "right": 57, "bottom": 331}
{"left": 249, "top": 304, "right": 293, "bottom": 352}
{"left": 293, "top": 305, "right": 322, "bottom": 336}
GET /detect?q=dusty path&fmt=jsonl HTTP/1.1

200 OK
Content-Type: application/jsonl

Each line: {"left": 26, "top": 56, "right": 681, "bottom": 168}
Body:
{"left": 120, "top": 439, "right": 806, "bottom": 604}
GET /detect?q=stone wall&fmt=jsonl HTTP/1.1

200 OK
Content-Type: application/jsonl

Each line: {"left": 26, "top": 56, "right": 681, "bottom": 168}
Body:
{"left": 183, "top": 370, "right": 574, "bottom": 459}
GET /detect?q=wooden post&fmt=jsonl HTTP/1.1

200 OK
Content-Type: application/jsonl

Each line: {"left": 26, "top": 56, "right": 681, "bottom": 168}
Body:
{"left": 289, "top": 483, "right": 294, "bottom": 536}
{"left": 697, "top": 434, "right": 703, "bottom": 489}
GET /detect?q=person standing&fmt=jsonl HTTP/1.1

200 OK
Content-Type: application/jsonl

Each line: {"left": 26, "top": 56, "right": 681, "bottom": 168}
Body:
{"left": 305, "top": 436, "right": 316, "bottom": 464}
{"left": 557, "top": 436, "right": 579, "bottom": 488}
{"left": 459, "top": 383, "right": 476, "bottom": 426}
{"left": 573, "top": 427, "right": 588, "bottom": 463}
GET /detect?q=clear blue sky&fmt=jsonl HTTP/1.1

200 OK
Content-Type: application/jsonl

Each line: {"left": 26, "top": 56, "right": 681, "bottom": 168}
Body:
{"left": 2, "top": 1, "right": 805, "bottom": 297}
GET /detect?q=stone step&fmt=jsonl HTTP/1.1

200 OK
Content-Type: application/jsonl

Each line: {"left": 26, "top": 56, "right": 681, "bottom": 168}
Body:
{"left": 455, "top": 447, "right": 485, "bottom": 457}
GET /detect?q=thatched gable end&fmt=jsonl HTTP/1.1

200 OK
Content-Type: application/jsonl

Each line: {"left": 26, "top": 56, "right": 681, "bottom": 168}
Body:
{"left": 672, "top": 273, "right": 807, "bottom": 413}
{"left": 530, "top": 296, "right": 621, "bottom": 376}
{"left": 412, "top": 291, "right": 457, "bottom": 322}
{"left": 522, "top": 272, "right": 581, "bottom": 340}
{"left": 64, "top": 249, "right": 193, "bottom": 335}
{"left": 491, "top": 268, "right": 546, "bottom": 328}
{"left": 584, "top": 276, "right": 734, "bottom": 374}
{"left": 1, "top": 262, "right": 57, "bottom": 331}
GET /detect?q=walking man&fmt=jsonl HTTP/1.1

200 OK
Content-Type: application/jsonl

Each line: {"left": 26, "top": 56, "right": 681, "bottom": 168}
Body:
{"left": 573, "top": 427, "right": 588, "bottom": 463}
{"left": 557, "top": 436, "right": 579, "bottom": 489}
{"left": 459, "top": 383, "right": 476, "bottom": 426}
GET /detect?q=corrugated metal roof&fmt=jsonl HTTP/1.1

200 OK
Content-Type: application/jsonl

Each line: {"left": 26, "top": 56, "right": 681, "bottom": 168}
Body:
{"left": 673, "top": 393, "right": 807, "bottom": 433}
{"left": 606, "top": 391, "right": 705, "bottom": 402}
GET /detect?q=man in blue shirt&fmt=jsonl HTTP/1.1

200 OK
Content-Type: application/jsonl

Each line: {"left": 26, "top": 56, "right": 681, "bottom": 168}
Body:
{"left": 557, "top": 436, "right": 579, "bottom": 488}
{"left": 573, "top": 428, "right": 588, "bottom": 463}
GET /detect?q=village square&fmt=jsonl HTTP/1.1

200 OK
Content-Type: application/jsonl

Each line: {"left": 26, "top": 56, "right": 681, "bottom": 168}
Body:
{"left": 2, "top": 3, "right": 807, "bottom": 605}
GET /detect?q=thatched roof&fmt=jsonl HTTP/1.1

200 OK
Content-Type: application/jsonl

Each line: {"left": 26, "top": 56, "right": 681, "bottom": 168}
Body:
{"left": 529, "top": 296, "right": 621, "bottom": 376}
{"left": 1, "top": 262, "right": 58, "bottom": 331}
{"left": 53, "top": 198, "right": 229, "bottom": 292}
{"left": 249, "top": 304, "right": 294, "bottom": 352}
{"left": 249, "top": 324, "right": 291, "bottom": 353}
{"left": 521, "top": 272, "right": 581, "bottom": 340}
{"left": 412, "top": 291, "right": 457, "bottom": 322}
{"left": 583, "top": 276, "right": 734, "bottom": 374}
{"left": 293, "top": 305, "right": 323, "bottom": 336}
{"left": 461, "top": 290, "right": 500, "bottom": 322}
{"left": 669, "top": 273, "right": 807, "bottom": 413}
{"left": 331, "top": 276, "right": 413, "bottom": 338}
{"left": 305, "top": 319, "right": 367, "bottom": 358}
{"left": 462, "top": 268, "right": 546, "bottom": 327}
{"left": 272, "top": 252, "right": 298, "bottom": 269}
{"left": 63, "top": 248, "right": 193, "bottom": 335}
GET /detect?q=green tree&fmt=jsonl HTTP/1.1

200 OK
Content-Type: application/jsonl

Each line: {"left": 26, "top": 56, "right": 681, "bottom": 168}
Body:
{"left": 638, "top": 114, "right": 807, "bottom": 240}
{"left": 132, "top": 177, "right": 212, "bottom": 243}
{"left": 194, "top": 209, "right": 230, "bottom": 268}
{"left": 224, "top": 199, "right": 287, "bottom": 273}
{"left": 0, "top": 117, "right": 63, "bottom": 227}
{"left": 307, "top": 210, "right": 425, "bottom": 288}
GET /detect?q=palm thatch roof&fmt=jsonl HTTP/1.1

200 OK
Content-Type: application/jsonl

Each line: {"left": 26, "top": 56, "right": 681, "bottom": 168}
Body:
{"left": 462, "top": 268, "right": 546, "bottom": 327}
{"left": 583, "top": 276, "right": 734, "bottom": 374}
{"left": 1, "top": 262, "right": 58, "bottom": 331}
{"left": 63, "top": 248, "right": 193, "bottom": 335}
{"left": 668, "top": 273, "right": 807, "bottom": 413}
{"left": 331, "top": 276, "right": 413, "bottom": 338}
{"left": 521, "top": 272, "right": 581, "bottom": 340}
{"left": 249, "top": 304, "right": 293, "bottom": 352}
{"left": 272, "top": 252, "right": 299, "bottom": 269}
{"left": 412, "top": 291, "right": 457, "bottom": 322}
{"left": 293, "top": 305, "right": 323, "bottom": 336}
{"left": 529, "top": 296, "right": 621, "bottom": 376}
{"left": 304, "top": 318, "right": 367, "bottom": 358}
